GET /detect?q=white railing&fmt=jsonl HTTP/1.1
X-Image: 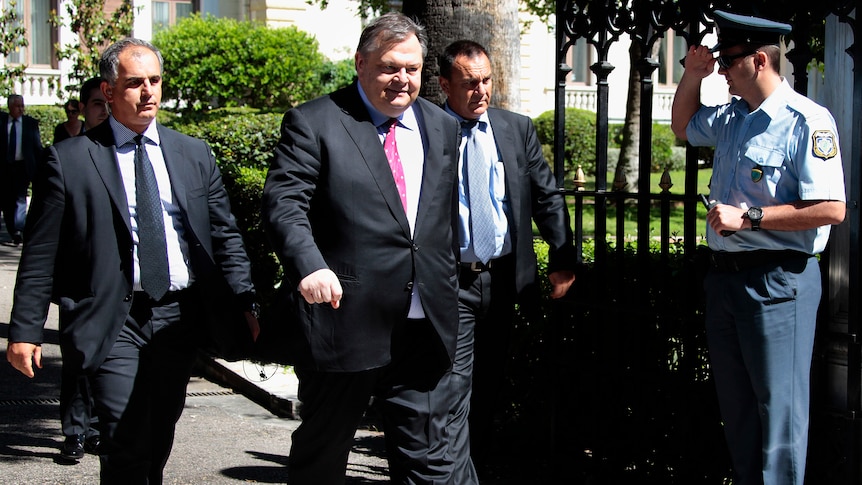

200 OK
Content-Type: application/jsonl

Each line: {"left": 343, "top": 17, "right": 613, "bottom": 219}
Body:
{"left": 562, "top": 84, "right": 676, "bottom": 123}
{"left": 2, "top": 68, "right": 64, "bottom": 106}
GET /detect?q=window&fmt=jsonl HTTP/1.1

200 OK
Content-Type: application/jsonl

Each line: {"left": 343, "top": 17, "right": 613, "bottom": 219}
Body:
{"left": 153, "top": 0, "right": 193, "bottom": 33}
{"left": 567, "top": 38, "right": 593, "bottom": 85}
{"left": 7, "top": 0, "right": 56, "bottom": 68}
{"left": 657, "top": 31, "right": 687, "bottom": 85}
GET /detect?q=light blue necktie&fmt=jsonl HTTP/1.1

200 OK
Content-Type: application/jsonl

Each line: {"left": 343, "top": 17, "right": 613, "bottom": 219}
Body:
{"left": 462, "top": 120, "right": 495, "bottom": 264}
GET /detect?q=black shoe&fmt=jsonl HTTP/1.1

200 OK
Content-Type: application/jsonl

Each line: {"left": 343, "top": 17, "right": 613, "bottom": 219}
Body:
{"left": 83, "top": 435, "right": 100, "bottom": 454}
{"left": 11, "top": 232, "right": 22, "bottom": 245}
{"left": 60, "top": 434, "right": 85, "bottom": 461}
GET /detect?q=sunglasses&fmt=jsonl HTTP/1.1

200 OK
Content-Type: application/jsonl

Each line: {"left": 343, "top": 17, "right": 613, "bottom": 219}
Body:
{"left": 716, "top": 51, "right": 757, "bottom": 70}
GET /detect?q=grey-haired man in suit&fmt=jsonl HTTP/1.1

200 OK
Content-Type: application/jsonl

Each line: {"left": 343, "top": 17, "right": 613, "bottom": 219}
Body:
{"left": 7, "top": 38, "right": 259, "bottom": 483}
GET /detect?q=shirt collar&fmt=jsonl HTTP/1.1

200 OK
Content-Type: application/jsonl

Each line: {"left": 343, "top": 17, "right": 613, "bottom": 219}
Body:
{"left": 443, "top": 102, "right": 489, "bottom": 128}
{"left": 734, "top": 77, "right": 791, "bottom": 120}
{"left": 109, "top": 116, "right": 160, "bottom": 148}
{"left": 757, "top": 78, "right": 792, "bottom": 120}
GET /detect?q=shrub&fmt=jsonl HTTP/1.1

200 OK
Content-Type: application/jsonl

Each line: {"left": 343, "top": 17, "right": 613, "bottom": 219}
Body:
{"left": 165, "top": 108, "right": 284, "bottom": 302}
{"left": 153, "top": 14, "right": 326, "bottom": 111}
{"left": 25, "top": 105, "right": 65, "bottom": 146}
{"left": 608, "top": 122, "right": 680, "bottom": 173}
{"left": 165, "top": 108, "right": 282, "bottom": 171}
{"left": 533, "top": 108, "right": 597, "bottom": 179}
{"left": 319, "top": 58, "right": 357, "bottom": 95}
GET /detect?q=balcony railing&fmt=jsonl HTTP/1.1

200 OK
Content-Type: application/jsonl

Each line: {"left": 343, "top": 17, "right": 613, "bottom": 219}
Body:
{"left": 562, "top": 84, "right": 676, "bottom": 123}
{"left": 3, "top": 68, "right": 63, "bottom": 106}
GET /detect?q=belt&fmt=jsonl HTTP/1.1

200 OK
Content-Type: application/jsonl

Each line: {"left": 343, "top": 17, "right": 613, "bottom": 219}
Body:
{"left": 708, "top": 249, "right": 811, "bottom": 273}
{"left": 134, "top": 287, "right": 192, "bottom": 305}
{"left": 461, "top": 261, "right": 494, "bottom": 272}
{"left": 460, "top": 255, "right": 511, "bottom": 273}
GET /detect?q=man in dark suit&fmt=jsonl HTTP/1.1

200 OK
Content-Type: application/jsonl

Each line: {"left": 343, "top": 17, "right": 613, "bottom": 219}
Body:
{"left": 436, "top": 40, "right": 577, "bottom": 481}
{"left": 262, "top": 13, "right": 461, "bottom": 485}
{"left": 56, "top": 76, "right": 110, "bottom": 462}
{"left": 1, "top": 94, "right": 43, "bottom": 244}
{"left": 6, "top": 38, "right": 259, "bottom": 483}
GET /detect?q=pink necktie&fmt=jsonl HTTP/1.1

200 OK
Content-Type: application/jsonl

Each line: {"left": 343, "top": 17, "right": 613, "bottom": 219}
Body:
{"left": 383, "top": 119, "right": 407, "bottom": 212}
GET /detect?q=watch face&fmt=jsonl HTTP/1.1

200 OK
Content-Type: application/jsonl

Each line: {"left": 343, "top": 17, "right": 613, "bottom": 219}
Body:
{"left": 748, "top": 207, "right": 763, "bottom": 220}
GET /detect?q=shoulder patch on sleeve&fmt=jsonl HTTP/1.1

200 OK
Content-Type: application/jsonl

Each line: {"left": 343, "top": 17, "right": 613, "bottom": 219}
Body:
{"left": 812, "top": 130, "right": 838, "bottom": 160}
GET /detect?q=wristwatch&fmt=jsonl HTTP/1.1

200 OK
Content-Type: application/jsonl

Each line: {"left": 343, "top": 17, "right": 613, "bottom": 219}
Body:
{"left": 746, "top": 207, "right": 763, "bottom": 231}
{"left": 248, "top": 302, "right": 262, "bottom": 320}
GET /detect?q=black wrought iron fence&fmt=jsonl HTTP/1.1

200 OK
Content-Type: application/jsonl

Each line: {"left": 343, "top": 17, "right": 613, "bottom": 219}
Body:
{"left": 534, "top": 1, "right": 862, "bottom": 483}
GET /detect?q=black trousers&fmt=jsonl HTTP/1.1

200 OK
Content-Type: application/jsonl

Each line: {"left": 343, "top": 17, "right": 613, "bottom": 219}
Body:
{"left": 0, "top": 160, "right": 28, "bottom": 236}
{"left": 59, "top": 362, "right": 98, "bottom": 439}
{"left": 288, "top": 318, "right": 450, "bottom": 485}
{"left": 440, "top": 258, "right": 516, "bottom": 481}
{"left": 89, "top": 291, "right": 199, "bottom": 484}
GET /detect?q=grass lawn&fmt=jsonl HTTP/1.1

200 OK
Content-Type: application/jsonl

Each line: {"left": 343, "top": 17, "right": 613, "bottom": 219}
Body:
{"left": 563, "top": 168, "right": 712, "bottom": 239}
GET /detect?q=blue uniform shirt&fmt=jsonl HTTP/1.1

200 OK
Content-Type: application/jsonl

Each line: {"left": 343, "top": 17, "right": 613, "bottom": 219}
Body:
{"left": 687, "top": 79, "right": 845, "bottom": 254}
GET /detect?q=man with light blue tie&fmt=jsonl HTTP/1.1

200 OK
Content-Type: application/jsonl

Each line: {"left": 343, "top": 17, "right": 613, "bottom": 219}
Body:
{"left": 437, "top": 40, "right": 578, "bottom": 482}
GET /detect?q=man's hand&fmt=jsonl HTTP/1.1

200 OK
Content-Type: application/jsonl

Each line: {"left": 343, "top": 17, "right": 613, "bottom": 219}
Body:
{"left": 548, "top": 270, "right": 575, "bottom": 299}
{"left": 299, "top": 268, "right": 343, "bottom": 309}
{"left": 244, "top": 313, "right": 261, "bottom": 342}
{"left": 7, "top": 342, "right": 42, "bottom": 378}
{"left": 683, "top": 45, "right": 716, "bottom": 79}
{"left": 706, "top": 203, "right": 747, "bottom": 234}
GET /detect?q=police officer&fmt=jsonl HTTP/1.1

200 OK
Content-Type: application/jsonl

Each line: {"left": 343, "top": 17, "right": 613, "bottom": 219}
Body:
{"left": 671, "top": 10, "right": 846, "bottom": 485}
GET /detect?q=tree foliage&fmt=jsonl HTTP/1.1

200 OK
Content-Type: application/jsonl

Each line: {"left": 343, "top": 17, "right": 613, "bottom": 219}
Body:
{"left": 0, "top": 1, "right": 29, "bottom": 97}
{"left": 152, "top": 15, "right": 327, "bottom": 111}
{"left": 49, "top": 0, "right": 136, "bottom": 98}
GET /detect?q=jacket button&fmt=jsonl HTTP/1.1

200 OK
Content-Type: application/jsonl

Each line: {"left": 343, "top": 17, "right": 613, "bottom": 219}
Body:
{"left": 405, "top": 281, "right": 414, "bottom": 291}
{"left": 412, "top": 244, "right": 419, "bottom": 252}
{"left": 123, "top": 293, "right": 133, "bottom": 302}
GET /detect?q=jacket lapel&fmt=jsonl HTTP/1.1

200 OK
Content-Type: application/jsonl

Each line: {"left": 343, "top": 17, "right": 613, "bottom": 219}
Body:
{"left": 338, "top": 86, "right": 412, "bottom": 238}
{"left": 157, "top": 126, "right": 191, "bottom": 218}
{"left": 88, "top": 123, "right": 132, "bottom": 236}
{"left": 487, "top": 109, "right": 522, "bottom": 235}
{"left": 412, "top": 99, "right": 444, "bottom": 241}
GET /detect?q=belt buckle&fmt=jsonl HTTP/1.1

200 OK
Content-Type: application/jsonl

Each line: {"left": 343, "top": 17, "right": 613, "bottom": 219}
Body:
{"left": 469, "top": 262, "right": 482, "bottom": 272}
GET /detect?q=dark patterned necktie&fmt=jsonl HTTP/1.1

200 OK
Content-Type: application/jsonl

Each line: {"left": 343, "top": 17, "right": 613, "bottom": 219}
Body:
{"left": 8, "top": 119, "right": 17, "bottom": 161}
{"left": 134, "top": 135, "right": 170, "bottom": 301}
{"left": 462, "top": 120, "right": 495, "bottom": 264}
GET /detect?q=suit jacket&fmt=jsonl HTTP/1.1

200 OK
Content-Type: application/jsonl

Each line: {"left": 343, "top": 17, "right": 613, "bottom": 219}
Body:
{"left": 8, "top": 120, "right": 255, "bottom": 373}
{"left": 1, "top": 112, "right": 43, "bottom": 179}
{"left": 262, "top": 83, "right": 461, "bottom": 372}
{"left": 485, "top": 107, "right": 577, "bottom": 295}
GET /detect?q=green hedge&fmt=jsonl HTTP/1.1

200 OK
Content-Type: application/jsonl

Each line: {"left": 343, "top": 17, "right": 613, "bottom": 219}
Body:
{"left": 533, "top": 109, "right": 691, "bottom": 179}
{"left": 164, "top": 108, "right": 284, "bottom": 302}
{"left": 25, "top": 105, "right": 65, "bottom": 146}
{"left": 153, "top": 14, "right": 329, "bottom": 111}
{"left": 608, "top": 122, "right": 681, "bottom": 172}
{"left": 533, "top": 107, "right": 597, "bottom": 180}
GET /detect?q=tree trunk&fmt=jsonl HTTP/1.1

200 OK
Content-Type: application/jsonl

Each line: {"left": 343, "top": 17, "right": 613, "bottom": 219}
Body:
{"left": 615, "top": 41, "right": 643, "bottom": 192}
{"left": 403, "top": 0, "right": 520, "bottom": 111}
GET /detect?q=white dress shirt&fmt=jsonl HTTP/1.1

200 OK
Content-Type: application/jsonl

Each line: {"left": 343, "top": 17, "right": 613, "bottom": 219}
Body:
{"left": 110, "top": 117, "right": 193, "bottom": 292}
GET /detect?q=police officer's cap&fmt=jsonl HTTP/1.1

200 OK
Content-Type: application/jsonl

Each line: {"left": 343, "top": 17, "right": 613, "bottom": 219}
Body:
{"left": 710, "top": 10, "right": 792, "bottom": 52}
